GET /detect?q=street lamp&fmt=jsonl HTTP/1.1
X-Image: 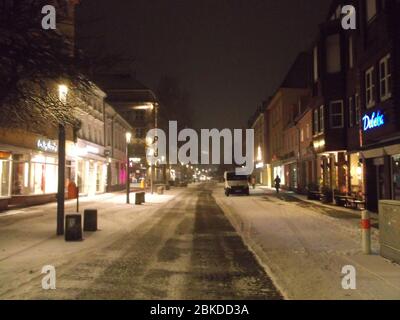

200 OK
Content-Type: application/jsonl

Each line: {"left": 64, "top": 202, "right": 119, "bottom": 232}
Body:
{"left": 126, "top": 132, "right": 132, "bottom": 204}
{"left": 57, "top": 84, "right": 68, "bottom": 236}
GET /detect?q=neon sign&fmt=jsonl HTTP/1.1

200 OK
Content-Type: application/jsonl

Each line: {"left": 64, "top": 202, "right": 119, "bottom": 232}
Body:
{"left": 362, "top": 111, "right": 385, "bottom": 132}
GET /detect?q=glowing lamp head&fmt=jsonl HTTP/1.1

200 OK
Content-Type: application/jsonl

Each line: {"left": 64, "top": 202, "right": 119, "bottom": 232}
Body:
{"left": 125, "top": 132, "right": 132, "bottom": 143}
{"left": 58, "top": 84, "right": 68, "bottom": 103}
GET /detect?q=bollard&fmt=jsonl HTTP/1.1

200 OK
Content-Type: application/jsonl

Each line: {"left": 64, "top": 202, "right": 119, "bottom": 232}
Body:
{"left": 361, "top": 210, "right": 371, "bottom": 254}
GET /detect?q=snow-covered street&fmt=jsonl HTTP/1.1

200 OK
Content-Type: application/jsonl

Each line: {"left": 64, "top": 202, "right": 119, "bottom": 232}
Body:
{"left": 0, "top": 184, "right": 282, "bottom": 300}
{"left": 214, "top": 184, "right": 400, "bottom": 300}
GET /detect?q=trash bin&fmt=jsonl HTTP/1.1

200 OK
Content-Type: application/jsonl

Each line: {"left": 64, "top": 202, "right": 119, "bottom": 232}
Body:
{"left": 379, "top": 200, "right": 400, "bottom": 264}
{"left": 135, "top": 192, "right": 145, "bottom": 205}
{"left": 65, "top": 214, "right": 82, "bottom": 241}
{"left": 84, "top": 209, "right": 97, "bottom": 232}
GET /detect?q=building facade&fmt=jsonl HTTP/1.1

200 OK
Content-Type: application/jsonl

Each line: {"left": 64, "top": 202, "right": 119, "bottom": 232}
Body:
{"left": 249, "top": 106, "right": 270, "bottom": 185}
{"left": 258, "top": 0, "right": 400, "bottom": 213}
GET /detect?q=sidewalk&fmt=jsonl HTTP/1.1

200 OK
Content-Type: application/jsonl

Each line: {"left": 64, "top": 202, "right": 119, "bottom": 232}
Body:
{"left": 0, "top": 188, "right": 183, "bottom": 299}
{"left": 257, "top": 185, "right": 379, "bottom": 227}
{"left": 213, "top": 184, "right": 400, "bottom": 300}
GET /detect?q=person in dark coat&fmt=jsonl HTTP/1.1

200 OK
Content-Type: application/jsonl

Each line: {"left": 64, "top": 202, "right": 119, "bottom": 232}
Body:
{"left": 274, "top": 175, "right": 281, "bottom": 194}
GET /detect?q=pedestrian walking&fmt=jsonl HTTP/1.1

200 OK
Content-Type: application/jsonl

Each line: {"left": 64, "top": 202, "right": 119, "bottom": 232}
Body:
{"left": 251, "top": 176, "right": 256, "bottom": 189}
{"left": 274, "top": 175, "right": 281, "bottom": 194}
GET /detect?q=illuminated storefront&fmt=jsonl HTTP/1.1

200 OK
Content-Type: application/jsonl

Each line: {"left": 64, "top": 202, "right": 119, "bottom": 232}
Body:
{"left": 10, "top": 141, "right": 59, "bottom": 196}
{"left": 0, "top": 151, "right": 12, "bottom": 208}
{"left": 66, "top": 139, "right": 107, "bottom": 196}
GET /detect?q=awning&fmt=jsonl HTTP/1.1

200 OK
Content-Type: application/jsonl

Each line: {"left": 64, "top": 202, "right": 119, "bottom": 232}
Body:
{"left": 360, "top": 144, "right": 400, "bottom": 159}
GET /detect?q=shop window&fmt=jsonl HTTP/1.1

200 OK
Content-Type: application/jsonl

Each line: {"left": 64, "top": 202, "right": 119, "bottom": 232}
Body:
{"left": 0, "top": 158, "right": 11, "bottom": 197}
{"left": 30, "top": 155, "right": 58, "bottom": 194}
{"left": 365, "top": 67, "right": 375, "bottom": 109}
{"left": 330, "top": 101, "right": 344, "bottom": 129}
{"left": 379, "top": 54, "right": 392, "bottom": 101}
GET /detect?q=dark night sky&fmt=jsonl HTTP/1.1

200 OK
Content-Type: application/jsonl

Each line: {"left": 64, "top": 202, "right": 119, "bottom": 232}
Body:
{"left": 77, "top": 0, "right": 331, "bottom": 129}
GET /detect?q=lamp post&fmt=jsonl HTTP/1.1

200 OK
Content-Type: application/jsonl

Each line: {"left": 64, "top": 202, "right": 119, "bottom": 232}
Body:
{"left": 126, "top": 132, "right": 132, "bottom": 204}
{"left": 57, "top": 84, "right": 68, "bottom": 236}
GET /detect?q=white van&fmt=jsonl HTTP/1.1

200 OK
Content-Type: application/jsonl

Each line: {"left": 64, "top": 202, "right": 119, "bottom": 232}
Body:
{"left": 223, "top": 171, "right": 249, "bottom": 196}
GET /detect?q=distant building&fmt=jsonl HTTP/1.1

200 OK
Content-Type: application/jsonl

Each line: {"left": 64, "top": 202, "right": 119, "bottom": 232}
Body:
{"left": 94, "top": 74, "right": 159, "bottom": 184}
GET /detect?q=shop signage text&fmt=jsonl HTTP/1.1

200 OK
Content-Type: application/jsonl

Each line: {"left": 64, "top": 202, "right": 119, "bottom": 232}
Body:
{"left": 362, "top": 111, "right": 385, "bottom": 132}
{"left": 37, "top": 139, "right": 58, "bottom": 153}
{"left": 255, "top": 162, "right": 264, "bottom": 169}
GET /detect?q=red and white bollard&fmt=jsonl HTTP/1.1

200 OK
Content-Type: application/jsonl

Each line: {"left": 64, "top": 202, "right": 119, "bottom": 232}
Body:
{"left": 361, "top": 210, "right": 371, "bottom": 255}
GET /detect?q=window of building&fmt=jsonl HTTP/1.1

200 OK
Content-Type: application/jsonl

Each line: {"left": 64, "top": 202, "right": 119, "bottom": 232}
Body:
{"left": 349, "top": 97, "right": 354, "bottom": 127}
{"left": 306, "top": 124, "right": 310, "bottom": 139}
{"left": 366, "top": 0, "right": 377, "bottom": 22}
{"left": 135, "top": 128, "right": 145, "bottom": 139}
{"left": 135, "top": 110, "right": 145, "bottom": 121}
{"left": 313, "top": 46, "right": 319, "bottom": 82}
{"left": 330, "top": 101, "right": 344, "bottom": 128}
{"left": 313, "top": 109, "right": 319, "bottom": 135}
{"left": 0, "top": 154, "right": 11, "bottom": 197}
{"left": 349, "top": 37, "right": 354, "bottom": 69}
{"left": 355, "top": 94, "right": 360, "bottom": 125}
{"left": 319, "top": 105, "right": 325, "bottom": 133}
{"left": 326, "top": 34, "right": 341, "bottom": 73}
{"left": 379, "top": 54, "right": 392, "bottom": 101}
{"left": 300, "top": 129, "right": 304, "bottom": 142}
{"left": 365, "top": 67, "right": 375, "bottom": 109}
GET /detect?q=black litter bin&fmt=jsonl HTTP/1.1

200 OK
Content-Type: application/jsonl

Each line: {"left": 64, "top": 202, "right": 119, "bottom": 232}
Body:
{"left": 65, "top": 214, "right": 82, "bottom": 241}
{"left": 135, "top": 192, "right": 145, "bottom": 205}
{"left": 84, "top": 209, "right": 97, "bottom": 232}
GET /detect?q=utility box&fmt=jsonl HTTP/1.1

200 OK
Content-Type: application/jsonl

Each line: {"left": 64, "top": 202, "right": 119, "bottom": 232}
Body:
{"left": 379, "top": 200, "right": 400, "bottom": 264}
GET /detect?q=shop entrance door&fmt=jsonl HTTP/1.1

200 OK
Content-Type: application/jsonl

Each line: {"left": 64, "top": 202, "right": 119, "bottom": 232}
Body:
{"left": 377, "top": 164, "right": 386, "bottom": 200}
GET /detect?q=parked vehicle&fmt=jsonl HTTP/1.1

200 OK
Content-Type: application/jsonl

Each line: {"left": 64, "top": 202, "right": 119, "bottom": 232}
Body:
{"left": 223, "top": 171, "right": 249, "bottom": 196}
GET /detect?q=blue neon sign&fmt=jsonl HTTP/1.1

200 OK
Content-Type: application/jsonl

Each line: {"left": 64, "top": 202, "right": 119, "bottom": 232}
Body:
{"left": 362, "top": 111, "right": 385, "bottom": 132}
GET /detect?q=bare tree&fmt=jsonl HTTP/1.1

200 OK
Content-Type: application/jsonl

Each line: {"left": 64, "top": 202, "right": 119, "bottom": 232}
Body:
{"left": 0, "top": 0, "right": 107, "bottom": 131}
